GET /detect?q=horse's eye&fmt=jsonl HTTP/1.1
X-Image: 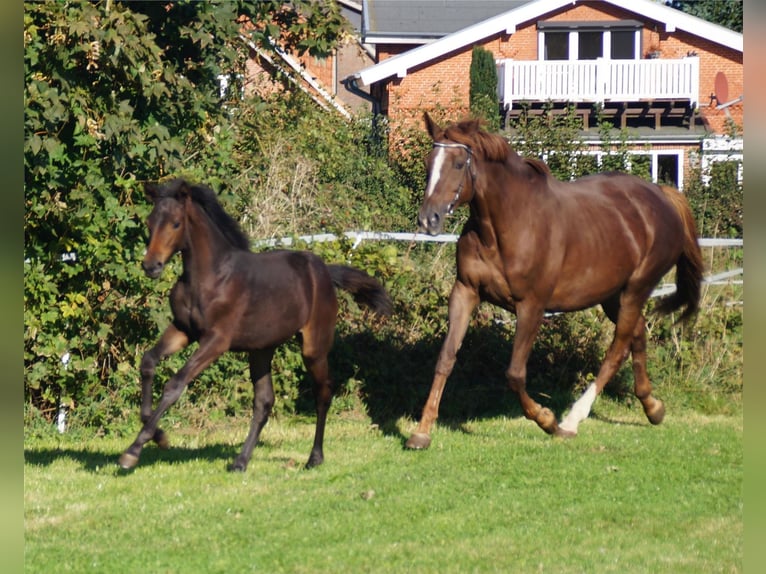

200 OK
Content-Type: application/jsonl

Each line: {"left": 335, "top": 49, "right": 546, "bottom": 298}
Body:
{"left": 172, "top": 221, "right": 181, "bottom": 230}
{"left": 455, "top": 161, "right": 464, "bottom": 169}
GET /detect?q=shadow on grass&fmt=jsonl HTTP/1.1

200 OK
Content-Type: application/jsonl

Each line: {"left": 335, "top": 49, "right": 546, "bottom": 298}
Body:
{"left": 322, "top": 312, "right": 631, "bottom": 446}
{"left": 23, "top": 441, "right": 243, "bottom": 474}
{"left": 25, "top": 311, "right": 632, "bottom": 469}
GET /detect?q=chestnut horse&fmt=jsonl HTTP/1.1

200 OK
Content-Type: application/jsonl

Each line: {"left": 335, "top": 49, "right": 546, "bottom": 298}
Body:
{"left": 406, "top": 114, "right": 703, "bottom": 449}
{"left": 119, "top": 178, "right": 391, "bottom": 471}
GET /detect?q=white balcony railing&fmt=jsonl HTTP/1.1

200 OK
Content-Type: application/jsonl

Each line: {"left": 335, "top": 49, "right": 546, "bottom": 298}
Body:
{"left": 497, "top": 57, "right": 699, "bottom": 109}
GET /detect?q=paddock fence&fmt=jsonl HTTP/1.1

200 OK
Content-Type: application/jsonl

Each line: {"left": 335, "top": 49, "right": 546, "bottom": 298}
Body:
{"left": 254, "top": 232, "right": 743, "bottom": 302}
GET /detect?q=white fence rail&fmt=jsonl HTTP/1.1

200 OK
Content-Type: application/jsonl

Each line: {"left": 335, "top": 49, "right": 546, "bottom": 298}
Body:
{"left": 496, "top": 57, "right": 700, "bottom": 108}
{"left": 255, "top": 231, "right": 742, "bottom": 299}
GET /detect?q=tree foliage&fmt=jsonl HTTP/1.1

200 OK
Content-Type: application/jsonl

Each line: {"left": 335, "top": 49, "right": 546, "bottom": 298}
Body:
{"left": 469, "top": 46, "right": 500, "bottom": 132}
{"left": 666, "top": 0, "right": 743, "bottom": 33}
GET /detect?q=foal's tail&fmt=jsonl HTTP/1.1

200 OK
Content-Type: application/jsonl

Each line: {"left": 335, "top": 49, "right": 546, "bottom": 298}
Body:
{"left": 654, "top": 185, "right": 704, "bottom": 323}
{"left": 327, "top": 265, "right": 393, "bottom": 317}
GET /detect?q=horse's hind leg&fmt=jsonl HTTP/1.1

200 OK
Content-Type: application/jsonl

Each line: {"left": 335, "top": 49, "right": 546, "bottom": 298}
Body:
{"left": 559, "top": 294, "right": 649, "bottom": 435}
{"left": 303, "top": 352, "right": 333, "bottom": 469}
{"left": 230, "top": 348, "right": 276, "bottom": 472}
{"left": 299, "top": 316, "right": 336, "bottom": 468}
{"left": 629, "top": 315, "right": 665, "bottom": 425}
{"left": 598, "top": 301, "right": 664, "bottom": 424}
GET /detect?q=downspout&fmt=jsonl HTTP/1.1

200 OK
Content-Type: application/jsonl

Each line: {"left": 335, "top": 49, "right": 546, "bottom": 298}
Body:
{"left": 341, "top": 74, "right": 381, "bottom": 115}
{"left": 341, "top": 74, "right": 384, "bottom": 147}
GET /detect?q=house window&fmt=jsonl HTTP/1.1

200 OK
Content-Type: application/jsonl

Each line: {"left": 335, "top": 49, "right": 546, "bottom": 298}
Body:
{"left": 578, "top": 32, "right": 603, "bottom": 60}
{"left": 611, "top": 31, "right": 635, "bottom": 59}
{"left": 568, "top": 149, "right": 685, "bottom": 189}
{"left": 544, "top": 32, "right": 569, "bottom": 60}
{"left": 657, "top": 154, "right": 680, "bottom": 187}
{"left": 539, "top": 20, "right": 641, "bottom": 61}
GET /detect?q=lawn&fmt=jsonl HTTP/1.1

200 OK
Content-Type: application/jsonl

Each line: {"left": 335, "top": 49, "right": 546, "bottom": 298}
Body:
{"left": 25, "top": 402, "right": 742, "bottom": 573}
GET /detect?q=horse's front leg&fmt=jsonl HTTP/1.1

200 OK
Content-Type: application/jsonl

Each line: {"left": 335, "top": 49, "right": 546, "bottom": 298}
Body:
{"left": 119, "top": 333, "right": 229, "bottom": 470}
{"left": 406, "top": 281, "right": 479, "bottom": 450}
{"left": 506, "top": 303, "right": 560, "bottom": 434}
{"left": 139, "top": 324, "right": 190, "bottom": 449}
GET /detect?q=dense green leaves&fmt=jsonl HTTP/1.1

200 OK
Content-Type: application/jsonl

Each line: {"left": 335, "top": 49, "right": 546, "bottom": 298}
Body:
{"left": 668, "top": 0, "right": 743, "bottom": 33}
{"left": 469, "top": 46, "right": 500, "bottom": 132}
{"left": 24, "top": 1, "right": 350, "bottom": 425}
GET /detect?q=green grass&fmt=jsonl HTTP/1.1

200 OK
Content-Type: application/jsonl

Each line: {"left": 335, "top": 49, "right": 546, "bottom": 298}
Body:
{"left": 25, "top": 402, "right": 742, "bottom": 573}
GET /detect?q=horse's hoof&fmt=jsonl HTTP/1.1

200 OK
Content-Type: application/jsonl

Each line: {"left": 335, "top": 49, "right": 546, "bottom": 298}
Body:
{"left": 153, "top": 428, "right": 169, "bottom": 449}
{"left": 118, "top": 452, "right": 139, "bottom": 470}
{"left": 554, "top": 426, "right": 577, "bottom": 439}
{"left": 228, "top": 461, "right": 247, "bottom": 473}
{"left": 536, "top": 408, "right": 558, "bottom": 434}
{"left": 405, "top": 433, "right": 431, "bottom": 450}
{"left": 306, "top": 452, "right": 324, "bottom": 469}
{"left": 645, "top": 400, "right": 666, "bottom": 425}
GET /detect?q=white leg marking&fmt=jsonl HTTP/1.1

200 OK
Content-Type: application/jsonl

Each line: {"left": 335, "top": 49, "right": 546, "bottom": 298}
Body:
{"left": 425, "top": 148, "right": 446, "bottom": 198}
{"left": 559, "top": 383, "right": 598, "bottom": 434}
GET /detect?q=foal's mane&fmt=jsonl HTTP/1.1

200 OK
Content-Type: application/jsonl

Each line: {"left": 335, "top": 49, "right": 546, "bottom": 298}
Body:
{"left": 162, "top": 178, "right": 251, "bottom": 251}
{"left": 442, "top": 118, "right": 551, "bottom": 176}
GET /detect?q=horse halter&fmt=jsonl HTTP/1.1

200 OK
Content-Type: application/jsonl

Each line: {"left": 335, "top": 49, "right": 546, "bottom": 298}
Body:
{"left": 432, "top": 141, "right": 475, "bottom": 214}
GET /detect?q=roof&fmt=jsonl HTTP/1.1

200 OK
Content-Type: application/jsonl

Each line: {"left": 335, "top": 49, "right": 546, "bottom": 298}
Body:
{"left": 363, "top": 0, "right": 528, "bottom": 43}
{"left": 352, "top": 0, "right": 743, "bottom": 86}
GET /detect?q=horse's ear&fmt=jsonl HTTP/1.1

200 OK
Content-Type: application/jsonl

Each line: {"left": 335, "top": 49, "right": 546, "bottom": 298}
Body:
{"left": 424, "top": 112, "right": 443, "bottom": 141}
{"left": 174, "top": 179, "right": 191, "bottom": 200}
{"left": 144, "top": 182, "right": 158, "bottom": 203}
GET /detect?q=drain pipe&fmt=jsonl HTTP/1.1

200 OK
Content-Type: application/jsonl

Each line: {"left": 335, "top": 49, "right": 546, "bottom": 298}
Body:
{"left": 342, "top": 75, "right": 386, "bottom": 147}
{"left": 342, "top": 75, "right": 381, "bottom": 116}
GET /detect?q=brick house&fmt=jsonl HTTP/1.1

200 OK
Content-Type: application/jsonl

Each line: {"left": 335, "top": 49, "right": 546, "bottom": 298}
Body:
{"left": 342, "top": 0, "right": 743, "bottom": 190}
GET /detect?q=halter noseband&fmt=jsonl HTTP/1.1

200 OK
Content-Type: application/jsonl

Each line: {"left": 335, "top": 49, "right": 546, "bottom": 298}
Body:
{"left": 432, "top": 141, "right": 474, "bottom": 214}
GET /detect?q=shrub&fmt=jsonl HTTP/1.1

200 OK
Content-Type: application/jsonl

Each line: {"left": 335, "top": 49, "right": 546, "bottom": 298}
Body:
{"left": 469, "top": 46, "right": 500, "bottom": 132}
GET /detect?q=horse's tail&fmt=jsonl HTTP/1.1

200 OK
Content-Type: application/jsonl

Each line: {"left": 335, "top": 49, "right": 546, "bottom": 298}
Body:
{"left": 327, "top": 265, "right": 393, "bottom": 317}
{"left": 653, "top": 185, "right": 704, "bottom": 323}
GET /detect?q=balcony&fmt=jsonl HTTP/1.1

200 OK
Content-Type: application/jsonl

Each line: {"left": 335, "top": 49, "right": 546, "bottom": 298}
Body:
{"left": 497, "top": 57, "right": 700, "bottom": 109}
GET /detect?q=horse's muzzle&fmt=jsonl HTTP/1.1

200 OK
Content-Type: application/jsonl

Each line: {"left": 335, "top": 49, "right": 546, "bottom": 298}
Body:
{"left": 417, "top": 207, "right": 446, "bottom": 236}
{"left": 142, "top": 258, "right": 164, "bottom": 279}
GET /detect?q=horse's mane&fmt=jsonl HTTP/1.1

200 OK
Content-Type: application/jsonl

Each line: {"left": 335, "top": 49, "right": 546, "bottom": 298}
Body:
{"left": 442, "top": 119, "right": 511, "bottom": 162}
{"left": 441, "top": 118, "right": 551, "bottom": 176}
{"left": 161, "top": 179, "right": 251, "bottom": 251}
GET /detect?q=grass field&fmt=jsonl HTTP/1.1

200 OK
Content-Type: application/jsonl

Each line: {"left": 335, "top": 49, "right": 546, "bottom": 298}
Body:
{"left": 25, "top": 400, "right": 742, "bottom": 573}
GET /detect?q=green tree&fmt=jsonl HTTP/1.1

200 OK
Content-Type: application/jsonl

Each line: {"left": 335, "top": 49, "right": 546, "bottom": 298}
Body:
{"left": 667, "top": 0, "right": 742, "bottom": 33}
{"left": 469, "top": 46, "right": 500, "bottom": 131}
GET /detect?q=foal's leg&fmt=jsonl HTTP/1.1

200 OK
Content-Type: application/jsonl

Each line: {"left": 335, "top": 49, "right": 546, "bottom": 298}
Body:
{"left": 406, "top": 281, "right": 479, "bottom": 450}
{"left": 303, "top": 353, "right": 333, "bottom": 469}
{"left": 119, "top": 333, "right": 229, "bottom": 469}
{"left": 559, "top": 294, "right": 648, "bottom": 436}
{"left": 505, "top": 302, "right": 559, "bottom": 434}
{"left": 299, "top": 312, "right": 337, "bottom": 469}
{"left": 138, "top": 324, "right": 189, "bottom": 449}
{"left": 230, "top": 348, "right": 276, "bottom": 472}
